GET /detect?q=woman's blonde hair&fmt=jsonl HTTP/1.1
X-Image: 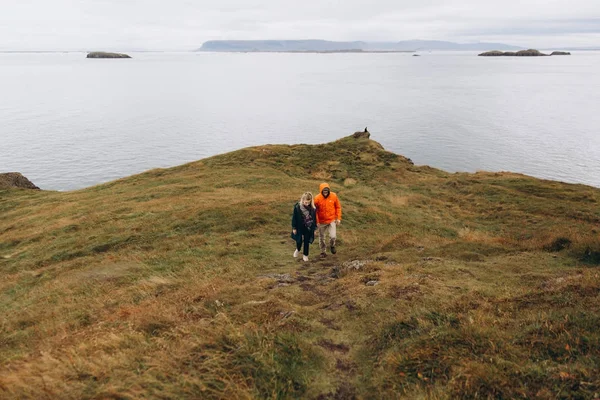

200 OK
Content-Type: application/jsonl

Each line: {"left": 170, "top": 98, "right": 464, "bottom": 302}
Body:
{"left": 300, "top": 192, "right": 315, "bottom": 208}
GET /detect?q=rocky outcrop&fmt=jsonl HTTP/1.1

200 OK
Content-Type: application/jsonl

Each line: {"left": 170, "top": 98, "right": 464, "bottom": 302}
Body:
{"left": 515, "top": 49, "right": 549, "bottom": 56}
{"left": 551, "top": 51, "right": 571, "bottom": 55}
{"left": 86, "top": 52, "right": 131, "bottom": 59}
{"left": 0, "top": 173, "right": 40, "bottom": 189}
{"left": 479, "top": 49, "right": 549, "bottom": 57}
{"left": 478, "top": 50, "right": 506, "bottom": 57}
{"left": 352, "top": 128, "right": 370, "bottom": 139}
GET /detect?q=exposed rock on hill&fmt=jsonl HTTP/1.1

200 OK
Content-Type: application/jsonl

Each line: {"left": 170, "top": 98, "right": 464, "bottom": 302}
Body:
{"left": 551, "top": 51, "right": 571, "bottom": 55}
{"left": 86, "top": 52, "right": 131, "bottom": 59}
{"left": 352, "top": 128, "right": 370, "bottom": 139}
{"left": 0, "top": 172, "right": 40, "bottom": 189}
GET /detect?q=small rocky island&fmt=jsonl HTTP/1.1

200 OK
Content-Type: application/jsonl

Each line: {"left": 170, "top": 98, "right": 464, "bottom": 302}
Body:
{"left": 86, "top": 52, "right": 131, "bottom": 59}
{"left": 0, "top": 172, "right": 40, "bottom": 190}
{"left": 479, "top": 49, "right": 547, "bottom": 56}
{"left": 479, "top": 49, "right": 571, "bottom": 57}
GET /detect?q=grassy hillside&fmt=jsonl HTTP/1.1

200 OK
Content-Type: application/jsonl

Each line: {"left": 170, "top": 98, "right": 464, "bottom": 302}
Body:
{"left": 1, "top": 134, "right": 599, "bottom": 399}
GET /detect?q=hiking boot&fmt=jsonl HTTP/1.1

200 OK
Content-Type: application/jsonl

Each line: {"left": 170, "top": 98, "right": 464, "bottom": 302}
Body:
{"left": 331, "top": 246, "right": 337, "bottom": 254}
{"left": 303, "top": 255, "right": 309, "bottom": 262}
{"left": 293, "top": 249, "right": 299, "bottom": 258}
{"left": 320, "top": 252, "right": 327, "bottom": 259}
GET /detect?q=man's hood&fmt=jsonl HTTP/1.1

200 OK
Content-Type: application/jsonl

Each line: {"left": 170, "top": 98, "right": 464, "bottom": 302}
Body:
{"left": 319, "top": 183, "right": 330, "bottom": 195}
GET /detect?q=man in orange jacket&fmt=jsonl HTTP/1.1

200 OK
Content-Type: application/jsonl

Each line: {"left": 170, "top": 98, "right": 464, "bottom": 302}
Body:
{"left": 314, "top": 182, "right": 342, "bottom": 257}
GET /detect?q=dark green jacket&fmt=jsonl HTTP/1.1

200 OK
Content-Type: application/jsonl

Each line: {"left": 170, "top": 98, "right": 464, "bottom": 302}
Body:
{"left": 291, "top": 202, "right": 317, "bottom": 243}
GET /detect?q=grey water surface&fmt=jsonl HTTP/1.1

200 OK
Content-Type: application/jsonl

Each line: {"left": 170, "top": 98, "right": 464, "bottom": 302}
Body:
{"left": 1, "top": 51, "right": 599, "bottom": 190}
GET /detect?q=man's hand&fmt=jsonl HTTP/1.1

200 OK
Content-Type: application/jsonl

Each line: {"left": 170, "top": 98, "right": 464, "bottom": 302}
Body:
{"left": 336, "top": 220, "right": 341, "bottom": 226}
{"left": 293, "top": 229, "right": 297, "bottom": 235}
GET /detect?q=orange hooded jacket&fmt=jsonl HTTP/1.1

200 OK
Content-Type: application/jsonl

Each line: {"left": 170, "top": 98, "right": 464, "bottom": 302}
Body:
{"left": 314, "top": 183, "right": 342, "bottom": 225}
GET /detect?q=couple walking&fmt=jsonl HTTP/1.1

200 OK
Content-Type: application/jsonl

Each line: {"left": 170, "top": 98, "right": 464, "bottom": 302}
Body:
{"left": 291, "top": 183, "right": 342, "bottom": 262}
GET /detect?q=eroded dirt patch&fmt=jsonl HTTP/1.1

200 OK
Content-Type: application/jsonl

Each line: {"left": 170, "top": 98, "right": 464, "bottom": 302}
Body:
{"left": 318, "top": 339, "right": 350, "bottom": 354}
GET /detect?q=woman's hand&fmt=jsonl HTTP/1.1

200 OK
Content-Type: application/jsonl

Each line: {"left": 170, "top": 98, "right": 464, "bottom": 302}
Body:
{"left": 293, "top": 229, "right": 297, "bottom": 235}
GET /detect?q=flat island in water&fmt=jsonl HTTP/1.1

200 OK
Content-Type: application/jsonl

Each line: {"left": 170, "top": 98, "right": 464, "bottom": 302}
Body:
{"left": 86, "top": 51, "right": 131, "bottom": 59}
{"left": 479, "top": 49, "right": 571, "bottom": 56}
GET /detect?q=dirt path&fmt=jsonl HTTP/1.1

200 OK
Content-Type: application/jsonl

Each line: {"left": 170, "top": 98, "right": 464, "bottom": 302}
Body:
{"left": 260, "top": 251, "right": 370, "bottom": 399}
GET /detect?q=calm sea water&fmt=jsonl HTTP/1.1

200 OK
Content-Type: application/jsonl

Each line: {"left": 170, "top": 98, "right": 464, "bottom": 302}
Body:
{"left": 2, "top": 51, "right": 600, "bottom": 191}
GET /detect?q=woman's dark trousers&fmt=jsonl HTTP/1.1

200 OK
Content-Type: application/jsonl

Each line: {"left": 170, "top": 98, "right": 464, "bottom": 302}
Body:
{"left": 296, "top": 231, "right": 311, "bottom": 256}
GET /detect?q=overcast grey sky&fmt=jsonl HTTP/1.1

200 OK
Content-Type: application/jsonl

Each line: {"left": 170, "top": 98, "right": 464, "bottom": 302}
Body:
{"left": 1, "top": 0, "right": 599, "bottom": 50}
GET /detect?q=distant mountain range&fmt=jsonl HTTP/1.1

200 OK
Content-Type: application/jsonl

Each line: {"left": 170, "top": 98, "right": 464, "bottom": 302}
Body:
{"left": 196, "top": 39, "right": 524, "bottom": 52}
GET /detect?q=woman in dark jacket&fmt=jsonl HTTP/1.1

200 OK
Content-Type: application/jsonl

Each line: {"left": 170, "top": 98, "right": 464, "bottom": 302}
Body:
{"left": 291, "top": 192, "right": 317, "bottom": 262}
